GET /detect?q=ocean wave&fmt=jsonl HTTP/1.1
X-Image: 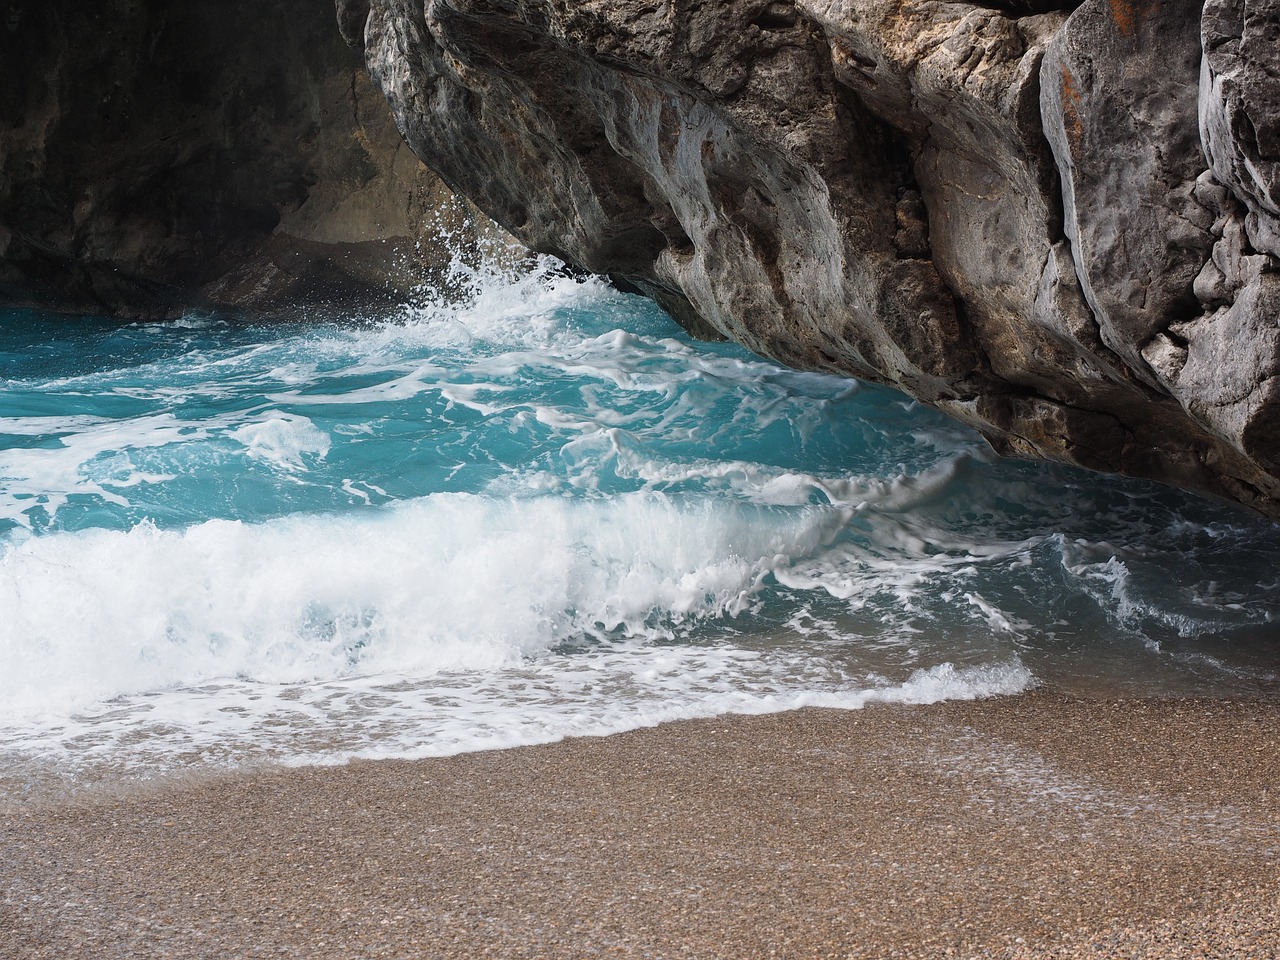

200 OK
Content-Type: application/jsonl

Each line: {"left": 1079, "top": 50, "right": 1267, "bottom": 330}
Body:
{"left": 2, "top": 251, "right": 1279, "bottom": 785}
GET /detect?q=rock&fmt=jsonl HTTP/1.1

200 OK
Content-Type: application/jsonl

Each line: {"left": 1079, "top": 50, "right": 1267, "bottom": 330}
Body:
{"left": 1201, "top": 0, "right": 1280, "bottom": 256}
{"left": 1166, "top": 0, "right": 1280, "bottom": 476}
{"left": 362, "top": 0, "right": 974, "bottom": 403}
{"left": 354, "top": 0, "right": 1280, "bottom": 514}
{"left": 0, "top": 0, "right": 505, "bottom": 319}
{"left": 1041, "top": 0, "right": 1215, "bottom": 382}
{"left": 337, "top": 0, "right": 373, "bottom": 47}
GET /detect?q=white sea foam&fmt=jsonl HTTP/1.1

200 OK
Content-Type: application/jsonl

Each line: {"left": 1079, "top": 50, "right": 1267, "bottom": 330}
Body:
{"left": 229, "top": 413, "right": 331, "bottom": 469}
{"left": 0, "top": 413, "right": 217, "bottom": 528}
{"left": 0, "top": 492, "right": 850, "bottom": 720}
{"left": 0, "top": 641, "right": 1035, "bottom": 785}
{"left": 0, "top": 487, "right": 1037, "bottom": 783}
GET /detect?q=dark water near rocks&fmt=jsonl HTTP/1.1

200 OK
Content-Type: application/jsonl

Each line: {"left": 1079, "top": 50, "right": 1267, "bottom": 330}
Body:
{"left": 2, "top": 254, "right": 1278, "bottom": 789}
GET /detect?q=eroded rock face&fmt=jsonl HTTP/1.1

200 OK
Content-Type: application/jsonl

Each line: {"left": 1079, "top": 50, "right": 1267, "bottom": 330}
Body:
{"left": 0, "top": 0, "right": 496, "bottom": 318}
{"left": 351, "top": 0, "right": 1280, "bottom": 515}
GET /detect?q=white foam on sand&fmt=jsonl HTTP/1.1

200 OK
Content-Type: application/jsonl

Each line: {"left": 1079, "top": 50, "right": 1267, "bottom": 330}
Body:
{"left": 0, "top": 489, "right": 1036, "bottom": 783}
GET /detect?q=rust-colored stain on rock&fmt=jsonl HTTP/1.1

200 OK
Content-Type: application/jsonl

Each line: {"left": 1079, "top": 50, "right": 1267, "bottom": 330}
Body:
{"left": 1061, "top": 64, "right": 1085, "bottom": 152}
{"left": 1108, "top": 0, "right": 1161, "bottom": 39}
{"left": 1108, "top": 0, "right": 1137, "bottom": 35}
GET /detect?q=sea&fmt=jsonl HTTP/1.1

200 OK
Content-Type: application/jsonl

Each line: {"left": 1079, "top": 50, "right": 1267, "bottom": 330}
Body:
{"left": 3, "top": 251, "right": 1279, "bottom": 800}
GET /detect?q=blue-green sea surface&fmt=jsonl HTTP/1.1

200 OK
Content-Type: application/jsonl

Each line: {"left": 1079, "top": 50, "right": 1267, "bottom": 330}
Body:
{"left": 2, "top": 255, "right": 1279, "bottom": 791}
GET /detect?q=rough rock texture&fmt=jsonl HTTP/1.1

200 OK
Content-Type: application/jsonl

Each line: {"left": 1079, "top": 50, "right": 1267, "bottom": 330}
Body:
{"left": 0, "top": 0, "right": 501, "bottom": 319}
{"left": 351, "top": 0, "right": 1280, "bottom": 515}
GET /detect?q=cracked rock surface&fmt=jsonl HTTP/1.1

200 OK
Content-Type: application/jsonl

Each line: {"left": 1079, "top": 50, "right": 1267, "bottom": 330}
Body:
{"left": 352, "top": 0, "right": 1280, "bottom": 514}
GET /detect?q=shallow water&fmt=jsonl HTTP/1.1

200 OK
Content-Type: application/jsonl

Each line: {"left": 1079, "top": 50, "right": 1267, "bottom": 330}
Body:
{"left": 2, "top": 254, "right": 1279, "bottom": 796}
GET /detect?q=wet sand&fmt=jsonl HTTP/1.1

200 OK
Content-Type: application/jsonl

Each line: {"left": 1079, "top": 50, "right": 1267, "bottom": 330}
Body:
{"left": 4, "top": 692, "right": 1280, "bottom": 958}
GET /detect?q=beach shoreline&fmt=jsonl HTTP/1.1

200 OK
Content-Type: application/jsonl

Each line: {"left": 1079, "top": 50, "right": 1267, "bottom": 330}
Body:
{"left": 4, "top": 692, "right": 1279, "bottom": 958}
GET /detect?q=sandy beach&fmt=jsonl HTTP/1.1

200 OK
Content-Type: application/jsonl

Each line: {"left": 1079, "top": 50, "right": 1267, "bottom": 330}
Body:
{"left": 4, "top": 693, "right": 1279, "bottom": 958}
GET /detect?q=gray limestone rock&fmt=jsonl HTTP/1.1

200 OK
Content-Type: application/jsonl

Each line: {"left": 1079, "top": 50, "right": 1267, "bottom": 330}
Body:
{"left": 1202, "top": 0, "right": 1280, "bottom": 254}
{"left": 1041, "top": 0, "right": 1216, "bottom": 385}
{"left": 363, "top": 0, "right": 975, "bottom": 401}
{"left": 355, "top": 0, "right": 1280, "bottom": 515}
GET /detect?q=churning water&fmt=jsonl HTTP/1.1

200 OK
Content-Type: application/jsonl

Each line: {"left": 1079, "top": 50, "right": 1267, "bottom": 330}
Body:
{"left": 2, "top": 254, "right": 1279, "bottom": 794}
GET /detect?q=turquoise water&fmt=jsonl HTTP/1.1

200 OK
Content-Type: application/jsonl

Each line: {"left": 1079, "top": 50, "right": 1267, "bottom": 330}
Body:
{"left": 2, "top": 255, "right": 1279, "bottom": 787}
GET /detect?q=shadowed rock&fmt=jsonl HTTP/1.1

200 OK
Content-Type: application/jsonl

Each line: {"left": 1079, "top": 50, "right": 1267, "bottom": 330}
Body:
{"left": 0, "top": 0, "right": 503, "bottom": 319}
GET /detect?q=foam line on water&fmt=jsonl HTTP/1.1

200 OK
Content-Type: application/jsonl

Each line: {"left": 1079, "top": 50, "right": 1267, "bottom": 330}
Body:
{"left": 0, "top": 653, "right": 1036, "bottom": 785}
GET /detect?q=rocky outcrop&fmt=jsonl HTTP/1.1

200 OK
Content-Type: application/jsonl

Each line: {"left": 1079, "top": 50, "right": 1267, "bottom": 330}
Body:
{"left": 348, "top": 0, "right": 1280, "bottom": 515}
{"left": 0, "top": 0, "right": 499, "bottom": 319}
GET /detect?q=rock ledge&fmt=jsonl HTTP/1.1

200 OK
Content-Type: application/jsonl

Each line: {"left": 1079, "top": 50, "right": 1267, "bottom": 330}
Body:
{"left": 349, "top": 0, "right": 1280, "bottom": 515}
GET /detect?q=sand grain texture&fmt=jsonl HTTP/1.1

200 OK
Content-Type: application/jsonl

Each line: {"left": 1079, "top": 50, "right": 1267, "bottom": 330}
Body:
{"left": 3, "top": 694, "right": 1279, "bottom": 958}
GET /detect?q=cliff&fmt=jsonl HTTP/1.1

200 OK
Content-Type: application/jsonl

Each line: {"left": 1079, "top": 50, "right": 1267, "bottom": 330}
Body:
{"left": 346, "top": 0, "right": 1280, "bottom": 516}
{"left": 0, "top": 0, "right": 495, "bottom": 318}
{"left": 2, "top": 0, "right": 1277, "bottom": 516}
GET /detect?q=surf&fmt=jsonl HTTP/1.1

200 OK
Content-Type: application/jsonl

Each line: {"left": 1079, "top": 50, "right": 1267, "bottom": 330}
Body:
{"left": 2, "top": 253, "right": 1279, "bottom": 791}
